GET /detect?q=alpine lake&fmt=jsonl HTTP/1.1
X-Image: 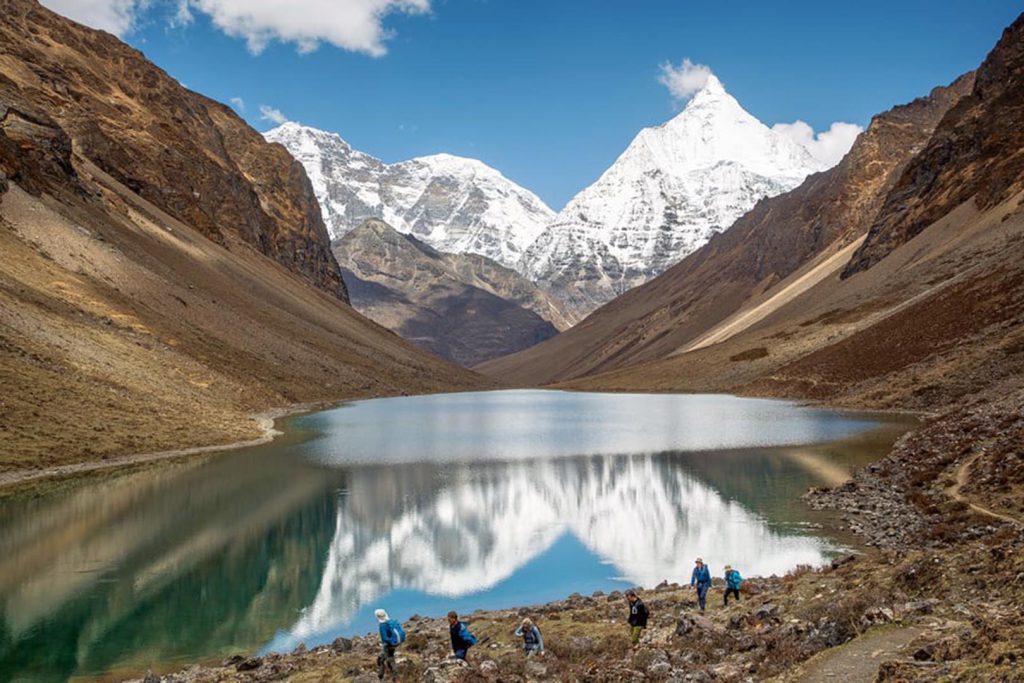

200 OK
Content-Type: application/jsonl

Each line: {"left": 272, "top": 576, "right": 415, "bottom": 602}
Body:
{"left": 0, "top": 390, "right": 916, "bottom": 681}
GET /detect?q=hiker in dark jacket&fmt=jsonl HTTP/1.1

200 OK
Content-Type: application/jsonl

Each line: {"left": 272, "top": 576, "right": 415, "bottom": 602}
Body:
{"left": 514, "top": 617, "right": 544, "bottom": 656}
{"left": 690, "top": 557, "right": 712, "bottom": 612}
{"left": 374, "top": 608, "right": 400, "bottom": 681}
{"left": 723, "top": 565, "right": 743, "bottom": 606}
{"left": 447, "top": 611, "right": 477, "bottom": 660}
{"left": 625, "top": 589, "right": 649, "bottom": 646}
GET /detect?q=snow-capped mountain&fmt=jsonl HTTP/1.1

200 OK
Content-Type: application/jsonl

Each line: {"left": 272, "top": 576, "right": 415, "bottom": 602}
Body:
{"left": 264, "top": 122, "right": 555, "bottom": 270}
{"left": 521, "top": 75, "right": 828, "bottom": 317}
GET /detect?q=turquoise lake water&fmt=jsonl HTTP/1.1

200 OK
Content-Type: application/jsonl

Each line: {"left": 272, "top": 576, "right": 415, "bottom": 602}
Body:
{"left": 0, "top": 390, "right": 910, "bottom": 681}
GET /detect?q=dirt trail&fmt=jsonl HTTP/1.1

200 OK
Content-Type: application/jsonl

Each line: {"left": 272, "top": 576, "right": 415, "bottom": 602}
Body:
{"left": 948, "top": 453, "right": 1024, "bottom": 527}
{"left": 786, "top": 625, "right": 923, "bottom": 683}
{"left": 680, "top": 237, "right": 866, "bottom": 354}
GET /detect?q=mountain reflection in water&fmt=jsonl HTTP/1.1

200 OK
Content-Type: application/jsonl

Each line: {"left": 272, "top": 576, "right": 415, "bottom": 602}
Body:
{"left": 0, "top": 392, "right": 906, "bottom": 681}
{"left": 284, "top": 453, "right": 844, "bottom": 650}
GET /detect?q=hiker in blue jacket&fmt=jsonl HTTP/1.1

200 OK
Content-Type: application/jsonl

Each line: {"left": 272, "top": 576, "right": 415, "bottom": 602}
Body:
{"left": 514, "top": 617, "right": 544, "bottom": 656}
{"left": 374, "top": 608, "right": 403, "bottom": 681}
{"left": 724, "top": 565, "right": 743, "bottom": 606}
{"left": 690, "top": 557, "right": 712, "bottom": 612}
{"left": 447, "top": 611, "right": 477, "bottom": 660}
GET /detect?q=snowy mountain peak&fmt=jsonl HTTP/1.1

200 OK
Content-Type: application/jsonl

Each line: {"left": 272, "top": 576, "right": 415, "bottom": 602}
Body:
{"left": 520, "top": 79, "right": 826, "bottom": 318}
{"left": 265, "top": 124, "right": 555, "bottom": 269}
{"left": 697, "top": 73, "right": 727, "bottom": 96}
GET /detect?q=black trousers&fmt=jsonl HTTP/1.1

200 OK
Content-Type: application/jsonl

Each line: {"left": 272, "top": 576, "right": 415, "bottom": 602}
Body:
{"left": 377, "top": 644, "right": 397, "bottom": 679}
{"left": 724, "top": 587, "right": 741, "bottom": 605}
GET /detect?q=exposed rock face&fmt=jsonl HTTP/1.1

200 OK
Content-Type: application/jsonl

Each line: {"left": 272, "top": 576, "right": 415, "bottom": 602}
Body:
{"left": 844, "top": 13, "right": 1024, "bottom": 276}
{"left": 0, "top": 0, "right": 346, "bottom": 301}
{"left": 520, "top": 75, "right": 826, "bottom": 318}
{"left": 336, "top": 219, "right": 562, "bottom": 366}
{"left": 264, "top": 122, "right": 555, "bottom": 271}
{"left": 0, "top": 107, "right": 77, "bottom": 196}
{"left": 479, "top": 73, "right": 973, "bottom": 384}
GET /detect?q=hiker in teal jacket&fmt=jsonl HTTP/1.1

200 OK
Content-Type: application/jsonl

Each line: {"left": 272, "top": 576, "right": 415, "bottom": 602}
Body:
{"left": 724, "top": 565, "right": 743, "bottom": 606}
{"left": 690, "top": 557, "right": 712, "bottom": 612}
{"left": 374, "top": 608, "right": 402, "bottom": 681}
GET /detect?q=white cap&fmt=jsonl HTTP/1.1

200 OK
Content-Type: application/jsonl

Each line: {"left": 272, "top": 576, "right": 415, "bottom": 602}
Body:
{"left": 375, "top": 609, "right": 389, "bottom": 622}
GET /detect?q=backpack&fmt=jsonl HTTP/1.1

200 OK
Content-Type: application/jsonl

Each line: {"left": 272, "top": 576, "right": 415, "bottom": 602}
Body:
{"left": 386, "top": 619, "right": 406, "bottom": 645}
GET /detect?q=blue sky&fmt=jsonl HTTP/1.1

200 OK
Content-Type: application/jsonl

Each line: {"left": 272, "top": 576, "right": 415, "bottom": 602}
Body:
{"left": 45, "top": 1, "right": 1021, "bottom": 209}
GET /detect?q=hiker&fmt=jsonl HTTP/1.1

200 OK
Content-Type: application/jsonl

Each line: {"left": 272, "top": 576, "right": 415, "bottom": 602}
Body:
{"left": 514, "top": 617, "right": 544, "bottom": 656}
{"left": 690, "top": 557, "right": 712, "bottom": 612}
{"left": 724, "top": 565, "right": 743, "bottom": 606}
{"left": 625, "top": 589, "right": 649, "bottom": 646}
{"left": 447, "top": 611, "right": 478, "bottom": 660}
{"left": 374, "top": 608, "right": 405, "bottom": 681}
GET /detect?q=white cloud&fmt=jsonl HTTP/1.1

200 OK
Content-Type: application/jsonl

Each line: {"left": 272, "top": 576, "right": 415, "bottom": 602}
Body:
{"left": 230, "top": 96, "right": 246, "bottom": 111}
{"left": 772, "top": 120, "right": 863, "bottom": 169}
{"left": 177, "top": 0, "right": 431, "bottom": 56}
{"left": 40, "top": 0, "right": 145, "bottom": 36}
{"left": 658, "top": 58, "right": 713, "bottom": 101}
{"left": 259, "top": 105, "right": 290, "bottom": 125}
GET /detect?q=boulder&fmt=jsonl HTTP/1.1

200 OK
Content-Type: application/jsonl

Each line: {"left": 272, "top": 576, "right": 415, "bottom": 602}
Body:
{"left": 235, "top": 656, "right": 262, "bottom": 672}
{"left": 331, "top": 636, "right": 354, "bottom": 653}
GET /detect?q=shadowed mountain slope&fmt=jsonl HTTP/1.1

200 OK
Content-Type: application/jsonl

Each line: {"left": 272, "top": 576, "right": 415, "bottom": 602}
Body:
{"left": 335, "top": 219, "right": 564, "bottom": 366}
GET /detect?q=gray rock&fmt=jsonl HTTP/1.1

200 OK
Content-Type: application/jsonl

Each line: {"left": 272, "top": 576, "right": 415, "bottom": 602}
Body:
{"left": 331, "top": 636, "right": 354, "bottom": 652}
{"left": 525, "top": 659, "right": 548, "bottom": 678}
{"left": 648, "top": 661, "right": 673, "bottom": 677}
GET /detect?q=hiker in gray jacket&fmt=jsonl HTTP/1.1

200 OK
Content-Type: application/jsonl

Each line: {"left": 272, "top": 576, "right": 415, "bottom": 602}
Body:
{"left": 514, "top": 617, "right": 544, "bottom": 656}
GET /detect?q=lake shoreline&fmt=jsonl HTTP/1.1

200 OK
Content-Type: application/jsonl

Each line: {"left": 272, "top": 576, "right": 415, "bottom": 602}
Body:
{"left": 0, "top": 386, "right": 928, "bottom": 493}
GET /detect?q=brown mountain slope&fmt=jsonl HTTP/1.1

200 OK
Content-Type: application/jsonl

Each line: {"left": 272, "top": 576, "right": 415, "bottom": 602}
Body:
{"left": 0, "top": 0, "right": 346, "bottom": 300}
{"left": 478, "top": 73, "right": 973, "bottom": 385}
{"left": 0, "top": 4, "right": 489, "bottom": 474}
{"left": 336, "top": 219, "right": 561, "bottom": 366}
{"left": 844, "top": 14, "right": 1024, "bottom": 276}
{"left": 518, "top": 12, "right": 1024, "bottom": 413}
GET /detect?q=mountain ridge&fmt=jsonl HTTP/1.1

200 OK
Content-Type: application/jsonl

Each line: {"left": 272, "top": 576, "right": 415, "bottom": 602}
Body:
{"left": 264, "top": 122, "right": 555, "bottom": 271}
{"left": 477, "top": 71, "right": 977, "bottom": 389}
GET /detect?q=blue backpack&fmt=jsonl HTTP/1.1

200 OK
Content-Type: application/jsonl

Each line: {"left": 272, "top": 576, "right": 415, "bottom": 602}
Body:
{"left": 385, "top": 619, "right": 406, "bottom": 645}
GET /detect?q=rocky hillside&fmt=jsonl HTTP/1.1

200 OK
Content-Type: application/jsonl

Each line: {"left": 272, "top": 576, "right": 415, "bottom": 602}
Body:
{"left": 265, "top": 123, "right": 555, "bottom": 271}
{"left": 0, "top": 0, "right": 489, "bottom": 474}
{"left": 479, "top": 72, "right": 974, "bottom": 387}
{"left": 520, "top": 75, "right": 826, "bottom": 318}
{"left": 843, "top": 15, "right": 1024, "bottom": 276}
{"left": 335, "top": 219, "right": 566, "bottom": 366}
{"left": 0, "top": 0, "right": 346, "bottom": 301}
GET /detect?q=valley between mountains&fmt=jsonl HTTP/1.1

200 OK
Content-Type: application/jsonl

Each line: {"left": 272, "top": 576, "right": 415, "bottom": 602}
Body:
{"left": 2, "top": 1, "right": 1024, "bottom": 681}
